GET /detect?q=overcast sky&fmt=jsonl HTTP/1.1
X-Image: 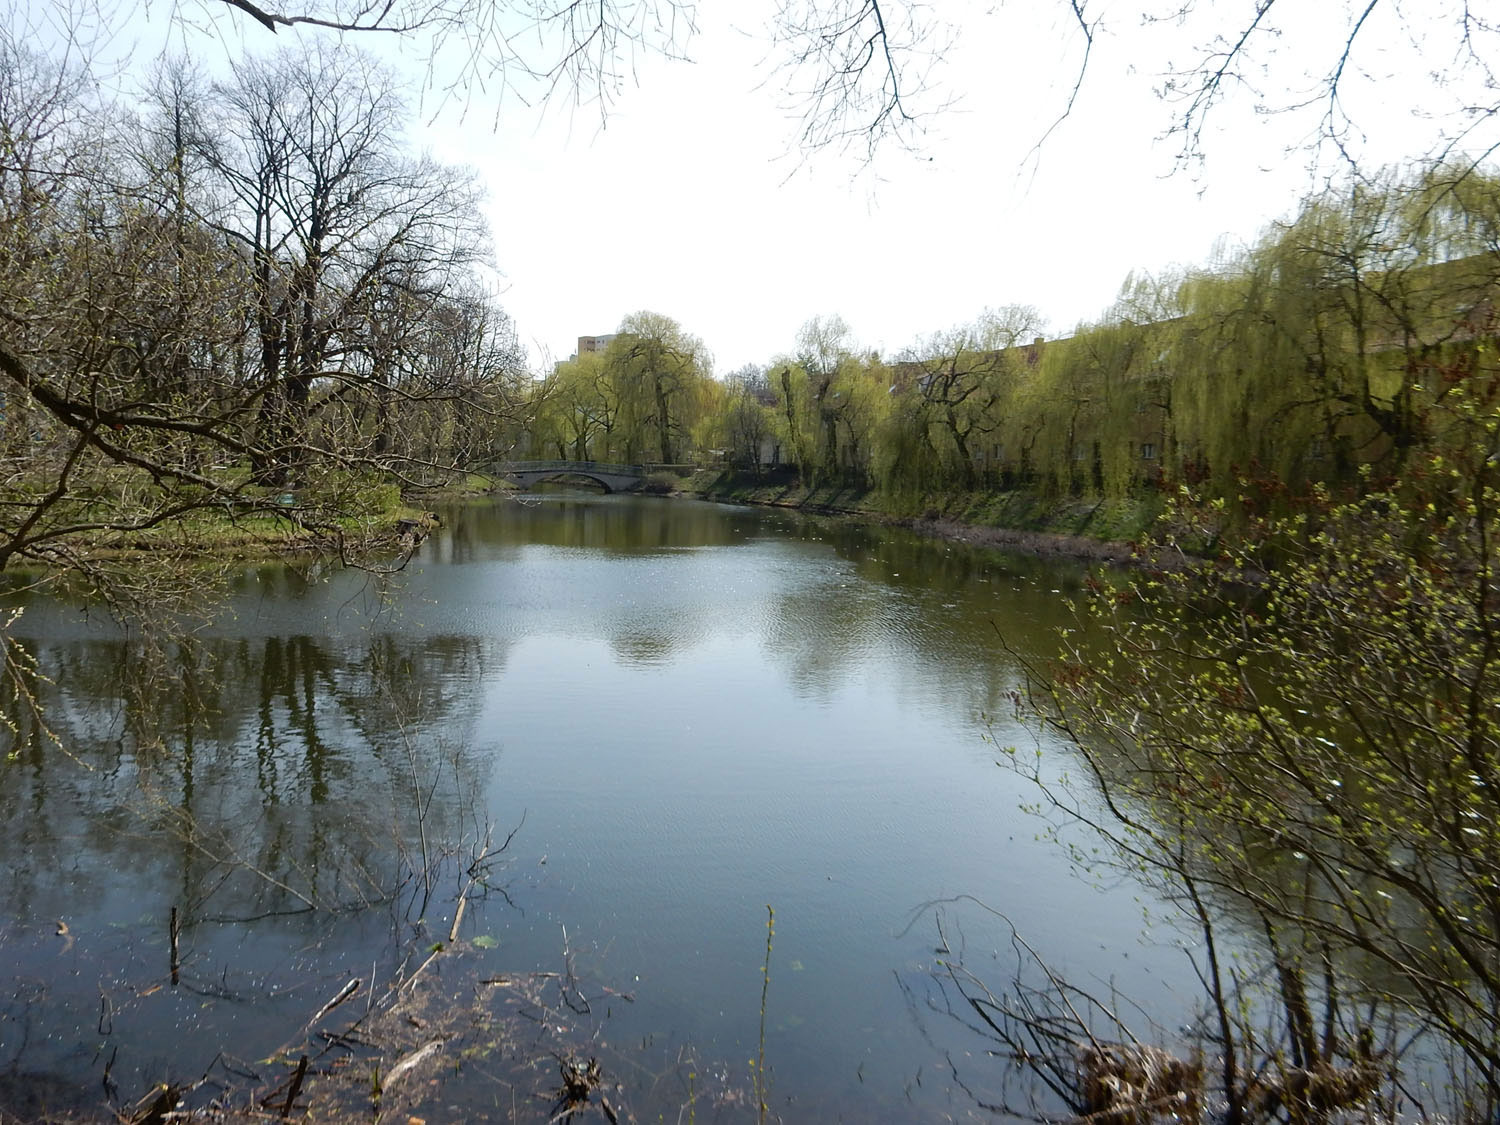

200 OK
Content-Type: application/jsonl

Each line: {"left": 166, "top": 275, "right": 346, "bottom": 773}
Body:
{"left": 94, "top": 0, "right": 1480, "bottom": 373}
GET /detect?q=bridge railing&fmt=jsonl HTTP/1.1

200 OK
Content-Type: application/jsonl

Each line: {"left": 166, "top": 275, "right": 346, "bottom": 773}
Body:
{"left": 494, "top": 460, "right": 646, "bottom": 476}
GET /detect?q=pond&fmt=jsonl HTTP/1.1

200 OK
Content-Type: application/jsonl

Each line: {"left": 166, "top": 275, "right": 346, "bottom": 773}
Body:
{"left": 0, "top": 494, "right": 1196, "bottom": 1121}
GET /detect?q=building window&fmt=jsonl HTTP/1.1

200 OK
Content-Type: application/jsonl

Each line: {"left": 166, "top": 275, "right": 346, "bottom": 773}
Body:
{"left": 1140, "top": 443, "right": 1157, "bottom": 460}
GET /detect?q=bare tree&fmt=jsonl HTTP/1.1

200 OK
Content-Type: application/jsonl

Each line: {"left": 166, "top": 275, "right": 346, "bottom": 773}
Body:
{"left": 762, "top": 1, "right": 1500, "bottom": 168}
{"left": 0, "top": 35, "right": 263, "bottom": 576}
{"left": 193, "top": 44, "right": 491, "bottom": 485}
{"left": 0, "top": 33, "right": 521, "bottom": 576}
{"left": 39, "top": 0, "right": 1500, "bottom": 171}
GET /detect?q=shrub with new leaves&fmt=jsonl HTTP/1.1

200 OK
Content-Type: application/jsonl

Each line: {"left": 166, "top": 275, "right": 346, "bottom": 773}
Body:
{"left": 1013, "top": 370, "right": 1500, "bottom": 1120}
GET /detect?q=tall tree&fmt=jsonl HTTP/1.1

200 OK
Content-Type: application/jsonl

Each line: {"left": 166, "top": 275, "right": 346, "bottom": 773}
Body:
{"left": 602, "top": 311, "right": 710, "bottom": 464}
{"left": 197, "top": 44, "right": 489, "bottom": 485}
{"left": 716, "top": 363, "right": 780, "bottom": 473}
{"left": 891, "top": 306, "right": 1042, "bottom": 490}
{"left": 1171, "top": 164, "right": 1500, "bottom": 494}
{"left": 776, "top": 314, "right": 879, "bottom": 484}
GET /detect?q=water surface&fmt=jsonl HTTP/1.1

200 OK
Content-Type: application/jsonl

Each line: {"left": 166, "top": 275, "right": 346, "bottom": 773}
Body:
{"left": 1, "top": 494, "right": 1192, "bottom": 1120}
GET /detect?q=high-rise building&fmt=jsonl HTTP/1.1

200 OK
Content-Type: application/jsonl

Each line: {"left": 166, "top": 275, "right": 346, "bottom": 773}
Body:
{"left": 576, "top": 334, "right": 616, "bottom": 356}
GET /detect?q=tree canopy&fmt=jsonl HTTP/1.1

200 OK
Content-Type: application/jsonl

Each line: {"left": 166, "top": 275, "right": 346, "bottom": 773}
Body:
{"left": 530, "top": 311, "right": 712, "bottom": 465}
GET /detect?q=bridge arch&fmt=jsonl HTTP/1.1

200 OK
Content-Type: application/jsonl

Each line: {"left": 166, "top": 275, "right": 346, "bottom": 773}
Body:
{"left": 489, "top": 460, "right": 648, "bottom": 493}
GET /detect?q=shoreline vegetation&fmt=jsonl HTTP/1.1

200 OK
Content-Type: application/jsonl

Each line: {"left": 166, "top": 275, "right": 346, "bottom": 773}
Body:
{"left": 8, "top": 467, "right": 1156, "bottom": 572}
{"left": 184, "top": 468, "right": 1157, "bottom": 568}
{"left": 13, "top": 502, "right": 443, "bottom": 571}
{"left": 17, "top": 468, "right": 1152, "bottom": 573}
{"left": 675, "top": 467, "right": 1154, "bottom": 565}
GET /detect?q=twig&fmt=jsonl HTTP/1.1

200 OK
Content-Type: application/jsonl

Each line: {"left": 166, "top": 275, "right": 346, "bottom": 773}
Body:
{"left": 280, "top": 1054, "right": 307, "bottom": 1118}
{"left": 448, "top": 890, "right": 468, "bottom": 944}
{"left": 169, "top": 906, "right": 181, "bottom": 987}
{"left": 383, "top": 1038, "right": 444, "bottom": 1090}
{"left": 560, "top": 923, "right": 590, "bottom": 1014}
{"left": 756, "top": 904, "right": 774, "bottom": 1125}
{"left": 309, "top": 978, "right": 362, "bottom": 1026}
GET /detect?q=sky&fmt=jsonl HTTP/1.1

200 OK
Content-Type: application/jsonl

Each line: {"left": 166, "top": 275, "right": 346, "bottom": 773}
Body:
{"left": 69, "top": 0, "right": 1492, "bottom": 374}
{"left": 423, "top": 2, "right": 1302, "bottom": 372}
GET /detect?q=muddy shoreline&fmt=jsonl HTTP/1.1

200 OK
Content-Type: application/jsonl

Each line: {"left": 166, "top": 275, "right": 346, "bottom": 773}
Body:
{"left": 900, "top": 515, "right": 1140, "bottom": 564}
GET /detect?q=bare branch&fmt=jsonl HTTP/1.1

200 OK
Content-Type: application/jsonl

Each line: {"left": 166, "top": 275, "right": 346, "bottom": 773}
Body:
{"left": 769, "top": 0, "right": 950, "bottom": 164}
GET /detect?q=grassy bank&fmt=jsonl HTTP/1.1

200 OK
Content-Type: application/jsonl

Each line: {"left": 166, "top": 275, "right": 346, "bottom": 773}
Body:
{"left": 402, "top": 471, "right": 513, "bottom": 503}
{"left": 45, "top": 493, "right": 444, "bottom": 567}
{"left": 98, "top": 506, "right": 439, "bottom": 560}
{"left": 677, "top": 467, "right": 1163, "bottom": 562}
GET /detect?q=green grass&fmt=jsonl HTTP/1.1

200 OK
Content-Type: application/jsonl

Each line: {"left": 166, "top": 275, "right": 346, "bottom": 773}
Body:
{"left": 60, "top": 480, "right": 429, "bottom": 563}
{"left": 684, "top": 470, "right": 1161, "bottom": 544}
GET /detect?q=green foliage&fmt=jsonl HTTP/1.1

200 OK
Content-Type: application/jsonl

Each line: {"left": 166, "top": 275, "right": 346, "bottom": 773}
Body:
{"left": 1013, "top": 318, "right": 1159, "bottom": 497}
{"left": 759, "top": 315, "right": 881, "bottom": 485}
{"left": 671, "top": 166, "right": 1500, "bottom": 526}
{"left": 514, "top": 167, "right": 1500, "bottom": 545}
{"left": 1015, "top": 370, "right": 1500, "bottom": 1116}
{"left": 530, "top": 313, "right": 714, "bottom": 466}
{"left": 876, "top": 307, "right": 1041, "bottom": 494}
{"left": 1168, "top": 163, "right": 1500, "bottom": 500}
{"left": 869, "top": 166, "right": 1500, "bottom": 513}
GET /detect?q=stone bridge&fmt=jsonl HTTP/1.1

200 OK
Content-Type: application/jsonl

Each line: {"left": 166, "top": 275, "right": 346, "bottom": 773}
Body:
{"left": 489, "top": 460, "right": 648, "bottom": 493}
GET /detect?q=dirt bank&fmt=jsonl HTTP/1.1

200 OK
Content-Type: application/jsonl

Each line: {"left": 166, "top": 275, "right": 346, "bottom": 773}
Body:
{"left": 902, "top": 515, "right": 1141, "bottom": 564}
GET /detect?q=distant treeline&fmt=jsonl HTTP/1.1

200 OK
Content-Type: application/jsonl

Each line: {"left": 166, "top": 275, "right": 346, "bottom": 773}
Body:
{"left": 530, "top": 163, "right": 1500, "bottom": 512}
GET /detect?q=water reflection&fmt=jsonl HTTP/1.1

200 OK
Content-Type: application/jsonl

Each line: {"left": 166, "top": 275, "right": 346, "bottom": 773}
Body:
{"left": 2, "top": 629, "right": 501, "bottom": 911}
{"left": 422, "top": 492, "right": 758, "bottom": 563}
{"left": 0, "top": 493, "right": 1168, "bottom": 1121}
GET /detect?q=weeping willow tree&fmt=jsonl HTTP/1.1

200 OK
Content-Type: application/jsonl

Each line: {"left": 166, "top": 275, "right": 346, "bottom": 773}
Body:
{"left": 875, "top": 374, "right": 942, "bottom": 494}
{"left": 879, "top": 307, "right": 1043, "bottom": 495}
{"left": 598, "top": 311, "right": 712, "bottom": 465}
{"left": 530, "top": 351, "right": 609, "bottom": 461}
{"left": 706, "top": 364, "right": 778, "bottom": 473}
{"left": 774, "top": 315, "right": 886, "bottom": 486}
{"left": 1170, "top": 163, "right": 1500, "bottom": 497}
{"left": 1009, "top": 308, "right": 1172, "bottom": 500}
{"left": 1002, "top": 165, "right": 1500, "bottom": 508}
{"left": 523, "top": 314, "right": 713, "bottom": 467}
